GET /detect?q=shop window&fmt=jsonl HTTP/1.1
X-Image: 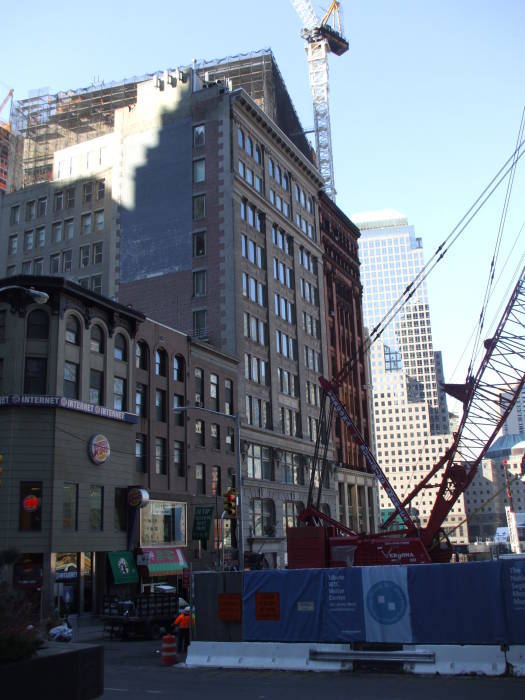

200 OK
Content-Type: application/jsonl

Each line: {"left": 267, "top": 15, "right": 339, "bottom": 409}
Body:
{"left": 63, "top": 482, "right": 78, "bottom": 530}
{"left": 89, "top": 485, "right": 103, "bottom": 530}
{"left": 140, "top": 500, "right": 187, "bottom": 546}
{"left": 19, "top": 481, "right": 42, "bottom": 531}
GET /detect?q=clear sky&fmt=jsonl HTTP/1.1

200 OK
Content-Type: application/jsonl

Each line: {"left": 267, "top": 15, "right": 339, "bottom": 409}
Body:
{"left": 3, "top": 0, "right": 524, "bottom": 390}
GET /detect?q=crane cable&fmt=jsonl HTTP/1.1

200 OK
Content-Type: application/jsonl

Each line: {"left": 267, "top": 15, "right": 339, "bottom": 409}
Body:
{"left": 466, "top": 107, "right": 525, "bottom": 379}
{"left": 359, "top": 135, "right": 525, "bottom": 368}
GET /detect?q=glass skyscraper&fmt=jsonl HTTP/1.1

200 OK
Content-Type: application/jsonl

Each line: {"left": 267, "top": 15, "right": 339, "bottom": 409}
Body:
{"left": 354, "top": 210, "right": 467, "bottom": 543}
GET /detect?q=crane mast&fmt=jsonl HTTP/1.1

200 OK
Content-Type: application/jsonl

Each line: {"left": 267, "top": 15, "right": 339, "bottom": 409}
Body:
{"left": 291, "top": 0, "right": 348, "bottom": 201}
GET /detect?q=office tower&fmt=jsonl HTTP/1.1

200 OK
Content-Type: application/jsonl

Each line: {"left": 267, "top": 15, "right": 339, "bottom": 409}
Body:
{"left": 354, "top": 210, "right": 467, "bottom": 543}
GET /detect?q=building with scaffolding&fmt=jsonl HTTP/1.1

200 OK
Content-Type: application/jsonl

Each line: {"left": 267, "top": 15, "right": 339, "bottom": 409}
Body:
{"left": 0, "top": 50, "right": 378, "bottom": 569}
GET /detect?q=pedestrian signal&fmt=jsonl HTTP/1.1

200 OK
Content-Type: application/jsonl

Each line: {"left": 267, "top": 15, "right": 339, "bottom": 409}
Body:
{"left": 224, "top": 489, "right": 237, "bottom": 517}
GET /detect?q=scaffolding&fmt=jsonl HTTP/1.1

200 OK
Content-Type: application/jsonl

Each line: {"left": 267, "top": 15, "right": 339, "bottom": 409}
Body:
{"left": 12, "top": 50, "right": 313, "bottom": 187}
{"left": 12, "top": 73, "right": 161, "bottom": 186}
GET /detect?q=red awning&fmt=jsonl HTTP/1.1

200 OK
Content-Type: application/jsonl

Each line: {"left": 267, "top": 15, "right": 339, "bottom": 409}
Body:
{"left": 136, "top": 546, "right": 188, "bottom": 577}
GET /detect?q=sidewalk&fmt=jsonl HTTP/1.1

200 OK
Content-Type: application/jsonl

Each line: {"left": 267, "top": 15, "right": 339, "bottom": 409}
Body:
{"left": 69, "top": 615, "right": 106, "bottom": 643}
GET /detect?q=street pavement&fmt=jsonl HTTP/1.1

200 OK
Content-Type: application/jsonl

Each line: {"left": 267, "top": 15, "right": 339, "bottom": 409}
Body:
{"left": 74, "top": 619, "right": 525, "bottom": 700}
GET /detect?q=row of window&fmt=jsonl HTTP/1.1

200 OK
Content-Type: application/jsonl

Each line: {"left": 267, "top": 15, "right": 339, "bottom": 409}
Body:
{"left": 9, "top": 181, "right": 105, "bottom": 227}
{"left": 242, "top": 272, "right": 266, "bottom": 307}
{"left": 238, "top": 126, "right": 262, "bottom": 164}
{"left": 241, "top": 234, "right": 265, "bottom": 269}
{"left": 7, "top": 211, "right": 105, "bottom": 257}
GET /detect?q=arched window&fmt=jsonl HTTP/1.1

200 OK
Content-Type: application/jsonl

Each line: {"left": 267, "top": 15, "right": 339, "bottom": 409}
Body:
{"left": 26, "top": 309, "right": 49, "bottom": 340}
{"left": 90, "top": 325, "right": 104, "bottom": 353}
{"left": 114, "top": 333, "right": 127, "bottom": 362}
{"left": 173, "top": 355, "right": 184, "bottom": 382}
{"left": 136, "top": 341, "right": 147, "bottom": 370}
{"left": 65, "top": 315, "right": 80, "bottom": 345}
{"left": 155, "top": 348, "right": 167, "bottom": 377}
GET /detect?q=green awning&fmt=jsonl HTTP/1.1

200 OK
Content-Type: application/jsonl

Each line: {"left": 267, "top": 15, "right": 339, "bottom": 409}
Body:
{"left": 108, "top": 551, "right": 139, "bottom": 584}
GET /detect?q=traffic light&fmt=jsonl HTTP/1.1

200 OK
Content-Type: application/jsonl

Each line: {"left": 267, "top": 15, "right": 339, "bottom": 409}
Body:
{"left": 224, "top": 489, "right": 237, "bottom": 517}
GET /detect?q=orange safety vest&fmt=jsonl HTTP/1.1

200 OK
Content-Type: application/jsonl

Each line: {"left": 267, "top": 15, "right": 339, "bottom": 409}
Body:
{"left": 174, "top": 612, "right": 190, "bottom": 629}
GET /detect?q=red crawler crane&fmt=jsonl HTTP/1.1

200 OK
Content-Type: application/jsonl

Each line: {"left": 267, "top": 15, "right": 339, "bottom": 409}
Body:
{"left": 287, "top": 265, "right": 525, "bottom": 567}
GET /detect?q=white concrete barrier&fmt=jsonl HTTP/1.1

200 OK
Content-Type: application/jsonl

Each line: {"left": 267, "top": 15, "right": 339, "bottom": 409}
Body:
{"left": 507, "top": 646, "right": 525, "bottom": 676}
{"left": 403, "top": 644, "right": 507, "bottom": 676}
{"left": 185, "top": 641, "right": 353, "bottom": 671}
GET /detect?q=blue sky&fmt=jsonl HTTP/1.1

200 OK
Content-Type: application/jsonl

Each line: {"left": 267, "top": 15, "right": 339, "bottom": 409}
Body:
{"left": 3, "top": 0, "right": 524, "bottom": 389}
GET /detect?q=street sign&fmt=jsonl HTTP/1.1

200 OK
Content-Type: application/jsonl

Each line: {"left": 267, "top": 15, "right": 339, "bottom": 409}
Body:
{"left": 192, "top": 505, "right": 214, "bottom": 541}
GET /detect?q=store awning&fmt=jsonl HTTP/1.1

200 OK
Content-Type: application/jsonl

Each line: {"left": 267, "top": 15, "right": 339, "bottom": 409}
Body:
{"left": 136, "top": 547, "right": 188, "bottom": 577}
{"left": 108, "top": 551, "right": 139, "bottom": 584}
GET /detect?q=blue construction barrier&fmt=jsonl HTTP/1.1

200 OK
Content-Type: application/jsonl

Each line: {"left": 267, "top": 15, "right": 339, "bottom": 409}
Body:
{"left": 242, "top": 558, "right": 525, "bottom": 645}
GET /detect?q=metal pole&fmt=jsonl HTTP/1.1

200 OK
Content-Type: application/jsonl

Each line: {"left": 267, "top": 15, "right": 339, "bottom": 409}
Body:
{"left": 235, "top": 412, "right": 244, "bottom": 571}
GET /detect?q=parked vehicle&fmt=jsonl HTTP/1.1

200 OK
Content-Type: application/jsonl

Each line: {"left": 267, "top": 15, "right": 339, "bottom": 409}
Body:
{"left": 101, "top": 593, "right": 180, "bottom": 640}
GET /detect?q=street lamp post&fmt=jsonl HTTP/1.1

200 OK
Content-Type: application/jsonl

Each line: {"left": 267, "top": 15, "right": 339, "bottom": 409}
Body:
{"left": 176, "top": 405, "right": 244, "bottom": 571}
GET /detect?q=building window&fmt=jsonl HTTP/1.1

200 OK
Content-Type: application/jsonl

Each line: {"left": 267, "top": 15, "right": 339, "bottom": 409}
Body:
{"left": 24, "top": 357, "right": 47, "bottom": 395}
{"left": 90, "top": 325, "right": 104, "bottom": 353}
{"left": 83, "top": 182, "right": 93, "bottom": 204}
{"left": 246, "top": 444, "right": 273, "bottom": 480}
{"left": 194, "top": 368, "right": 204, "bottom": 406}
{"left": 89, "top": 485, "right": 103, "bottom": 530}
{"left": 136, "top": 341, "right": 147, "bottom": 370}
{"left": 193, "top": 309, "right": 207, "bottom": 338}
{"left": 173, "top": 355, "right": 184, "bottom": 382}
{"left": 136, "top": 434, "right": 147, "bottom": 472}
{"left": 193, "top": 124, "right": 205, "bottom": 147}
{"left": 91, "top": 275, "right": 102, "bottom": 294}
{"left": 136, "top": 383, "right": 147, "bottom": 417}
{"left": 114, "top": 333, "right": 127, "bottom": 362}
{"left": 66, "top": 188, "right": 75, "bottom": 208}
{"left": 283, "top": 501, "right": 304, "bottom": 531}
{"left": 113, "top": 377, "right": 126, "bottom": 411}
{"left": 52, "top": 221, "right": 63, "bottom": 243}
{"left": 97, "top": 179, "right": 105, "bottom": 200}
{"left": 193, "top": 270, "right": 207, "bottom": 297}
{"left": 8, "top": 235, "right": 18, "bottom": 256}
{"left": 10, "top": 205, "right": 20, "bottom": 225}
{"left": 19, "top": 482, "right": 42, "bottom": 531}
{"left": 173, "top": 394, "right": 184, "bottom": 426}
{"left": 155, "top": 389, "right": 166, "bottom": 421}
{"left": 192, "top": 194, "right": 206, "bottom": 220}
{"left": 174, "top": 441, "right": 185, "bottom": 476}
{"left": 210, "top": 423, "right": 220, "bottom": 449}
{"left": 114, "top": 488, "right": 127, "bottom": 531}
{"left": 62, "top": 249, "right": 72, "bottom": 273}
{"left": 281, "top": 452, "right": 304, "bottom": 485}
{"left": 210, "top": 373, "right": 218, "bottom": 410}
{"left": 193, "top": 231, "right": 206, "bottom": 257}
{"left": 226, "top": 426, "right": 234, "bottom": 453}
{"left": 195, "top": 419, "right": 205, "bottom": 447}
{"left": 37, "top": 197, "right": 47, "bottom": 217}
{"left": 155, "top": 437, "right": 167, "bottom": 475}
{"left": 64, "top": 361, "right": 79, "bottom": 399}
{"left": 22, "top": 261, "right": 32, "bottom": 275}
{"left": 34, "top": 258, "right": 44, "bottom": 275}
{"left": 89, "top": 369, "right": 104, "bottom": 405}
{"left": 193, "top": 158, "right": 205, "bottom": 183}
{"left": 63, "top": 482, "right": 78, "bottom": 530}
{"left": 93, "top": 240, "right": 104, "bottom": 263}
{"left": 195, "top": 463, "right": 206, "bottom": 495}
{"left": 65, "top": 316, "right": 80, "bottom": 345}
{"left": 78, "top": 245, "right": 89, "bottom": 269}
{"left": 94, "top": 210, "right": 104, "bottom": 231}
{"left": 27, "top": 309, "right": 49, "bottom": 340}
{"left": 65, "top": 219, "right": 74, "bottom": 240}
{"left": 224, "top": 378, "right": 233, "bottom": 415}
{"left": 25, "top": 201, "right": 36, "bottom": 221}
{"left": 251, "top": 498, "right": 275, "bottom": 537}
{"left": 81, "top": 213, "right": 92, "bottom": 235}
{"left": 211, "top": 466, "right": 221, "bottom": 496}
{"left": 24, "top": 230, "right": 34, "bottom": 252}
{"left": 155, "top": 349, "right": 167, "bottom": 376}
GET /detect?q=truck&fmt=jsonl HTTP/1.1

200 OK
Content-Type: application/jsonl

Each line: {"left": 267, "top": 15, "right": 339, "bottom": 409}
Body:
{"left": 101, "top": 591, "right": 180, "bottom": 639}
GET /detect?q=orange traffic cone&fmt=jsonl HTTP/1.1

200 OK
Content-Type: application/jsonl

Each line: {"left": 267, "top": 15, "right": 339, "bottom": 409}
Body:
{"left": 161, "top": 633, "right": 177, "bottom": 665}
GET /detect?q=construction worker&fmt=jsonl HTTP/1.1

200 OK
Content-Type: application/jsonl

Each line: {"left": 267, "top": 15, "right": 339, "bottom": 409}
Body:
{"left": 173, "top": 606, "right": 191, "bottom": 653}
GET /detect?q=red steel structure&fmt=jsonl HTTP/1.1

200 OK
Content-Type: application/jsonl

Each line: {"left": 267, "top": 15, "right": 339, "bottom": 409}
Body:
{"left": 287, "top": 264, "right": 525, "bottom": 567}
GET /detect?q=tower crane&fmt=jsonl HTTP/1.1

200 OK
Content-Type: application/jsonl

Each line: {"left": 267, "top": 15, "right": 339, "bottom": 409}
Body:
{"left": 0, "top": 89, "right": 14, "bottom": 129}
{"left": 290, "top": 0, "right": 348, "bottom": 201}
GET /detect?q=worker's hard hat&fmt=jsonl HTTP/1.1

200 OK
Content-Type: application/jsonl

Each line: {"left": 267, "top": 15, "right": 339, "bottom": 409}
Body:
{"left": 183, "top": 606, "right": 191, "bottom": 612}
